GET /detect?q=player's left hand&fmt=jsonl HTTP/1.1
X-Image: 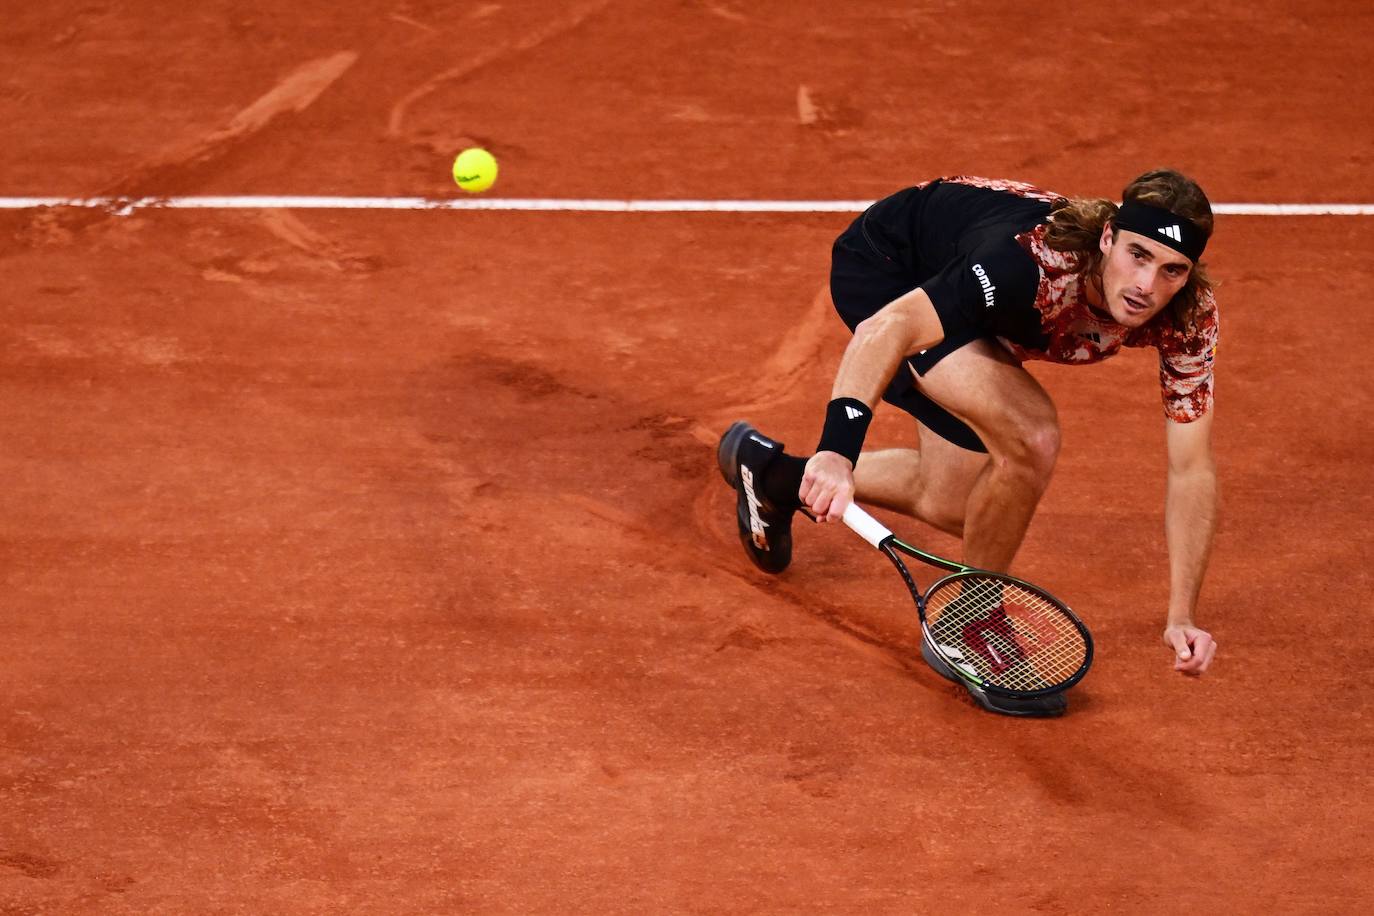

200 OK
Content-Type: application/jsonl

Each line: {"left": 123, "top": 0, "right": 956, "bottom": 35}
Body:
{"left": 1162, "top": 623, "right": 1217, "bottom": 676}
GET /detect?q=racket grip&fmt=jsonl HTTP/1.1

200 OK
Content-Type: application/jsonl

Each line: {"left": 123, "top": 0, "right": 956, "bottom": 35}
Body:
{"left": 842, "top": 503, "right": 892, "bottom": 550}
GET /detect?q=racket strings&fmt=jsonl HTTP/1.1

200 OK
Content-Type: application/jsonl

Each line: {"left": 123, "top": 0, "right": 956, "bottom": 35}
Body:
{"left": 925, "top": 575, "right": 1087, "bottom": 691}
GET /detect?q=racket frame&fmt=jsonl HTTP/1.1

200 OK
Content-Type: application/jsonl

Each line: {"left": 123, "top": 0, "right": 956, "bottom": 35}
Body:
{"left": 844, "top": 504, "right": 1094, "bottom": 699}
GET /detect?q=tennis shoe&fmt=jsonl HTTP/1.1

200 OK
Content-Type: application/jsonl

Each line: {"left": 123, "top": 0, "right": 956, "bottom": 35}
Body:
{"left": 717, "top": 421, "right": 795, "bottom": 574}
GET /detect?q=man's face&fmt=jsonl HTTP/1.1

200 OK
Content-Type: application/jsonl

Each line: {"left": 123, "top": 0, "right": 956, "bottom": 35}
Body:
{"left": 1097, "top": 224, "right": 1193, "bottom": 327}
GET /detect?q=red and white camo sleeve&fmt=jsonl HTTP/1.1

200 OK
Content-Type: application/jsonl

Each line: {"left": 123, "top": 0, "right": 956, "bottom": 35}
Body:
{"left": 1158, "top": 289, "right": 1219, "bottom": 423}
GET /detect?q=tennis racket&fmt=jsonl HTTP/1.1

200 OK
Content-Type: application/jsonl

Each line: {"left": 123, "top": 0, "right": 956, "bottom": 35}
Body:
{"left": 841, "top": 503, "right": 1092, "bottom": 698}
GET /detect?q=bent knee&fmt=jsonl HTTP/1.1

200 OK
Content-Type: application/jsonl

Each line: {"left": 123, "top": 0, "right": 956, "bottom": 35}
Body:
{"left": 1023, "top": 422, "right": 1062, "bottom": 471}
{"left": 990, "top": 416, "right": 1060, "bottom": 482}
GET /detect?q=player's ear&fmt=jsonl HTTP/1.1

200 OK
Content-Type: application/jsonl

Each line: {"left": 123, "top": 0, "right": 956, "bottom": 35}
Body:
{"left": 1099, "top": 221, "right": 1115, "bottom": 256}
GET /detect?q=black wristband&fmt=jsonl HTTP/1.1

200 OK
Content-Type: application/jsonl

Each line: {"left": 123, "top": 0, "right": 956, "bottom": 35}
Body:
{"left": 816, "top": 398, "right": 872, "bottom": 466}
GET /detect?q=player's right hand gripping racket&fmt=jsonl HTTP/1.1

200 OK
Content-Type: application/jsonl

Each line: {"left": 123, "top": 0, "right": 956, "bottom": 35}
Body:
{"left": 842, "top": 503, "right": 1093, "bottom": 702}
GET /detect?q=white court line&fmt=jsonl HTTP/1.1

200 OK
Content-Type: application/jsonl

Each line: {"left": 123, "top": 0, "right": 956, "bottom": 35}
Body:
{"left": 1, "top": 196, "right": 1372, "bottom": 215}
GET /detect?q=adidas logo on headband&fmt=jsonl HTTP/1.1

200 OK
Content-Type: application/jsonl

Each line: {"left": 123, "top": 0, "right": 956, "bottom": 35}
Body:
{"left": 1116, "top": 200, "right": 1207, "bottom": 261}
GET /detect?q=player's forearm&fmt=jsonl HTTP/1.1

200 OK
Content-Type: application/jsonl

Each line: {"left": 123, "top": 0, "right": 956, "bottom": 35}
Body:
{"left": 830, "top": 318, "right": 908, "bottom": 406}
{"left": 830, "top": 294, "right": 944, "bottom": 407}
{"left": 1164, "top": 461, "right": 1218, "bottom": 626}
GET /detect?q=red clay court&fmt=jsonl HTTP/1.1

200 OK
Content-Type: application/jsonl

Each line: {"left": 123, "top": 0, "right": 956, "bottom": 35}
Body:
{"left": 3, "top": 2, "right": 1372, "bottom": 912}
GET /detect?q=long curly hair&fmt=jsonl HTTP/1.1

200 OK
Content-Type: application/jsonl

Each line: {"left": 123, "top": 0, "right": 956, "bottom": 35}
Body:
{"left": 1043, "top": 169, "right": 1215, "bottom": 327}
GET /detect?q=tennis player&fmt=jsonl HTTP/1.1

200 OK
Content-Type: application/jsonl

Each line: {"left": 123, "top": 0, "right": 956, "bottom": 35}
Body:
{"left": 719, "top": 170, "right": 1219, "bottom": 714}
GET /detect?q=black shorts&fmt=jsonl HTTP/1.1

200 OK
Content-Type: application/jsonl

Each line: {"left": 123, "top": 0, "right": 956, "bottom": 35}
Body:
{"left": 829, "top": 211, "right": 988, "bottom": 453}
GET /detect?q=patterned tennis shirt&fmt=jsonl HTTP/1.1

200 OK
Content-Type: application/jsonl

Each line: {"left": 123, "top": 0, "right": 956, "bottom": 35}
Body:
{"left": 1004, "top": 218, "right": 1218, "bottom": 423}
{"left": 869, "top": 175, "right": 1219, "bottom": 423}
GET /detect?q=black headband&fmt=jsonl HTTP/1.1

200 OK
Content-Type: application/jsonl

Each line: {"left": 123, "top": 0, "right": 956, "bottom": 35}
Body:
{"left": 1114, "top": 200, "right": 1208, "bottom": 263}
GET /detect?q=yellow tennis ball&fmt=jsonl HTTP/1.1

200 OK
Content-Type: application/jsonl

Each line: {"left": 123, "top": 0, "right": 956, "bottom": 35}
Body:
{"left": 452, "top": 148, "right": 498, "bottom": 193}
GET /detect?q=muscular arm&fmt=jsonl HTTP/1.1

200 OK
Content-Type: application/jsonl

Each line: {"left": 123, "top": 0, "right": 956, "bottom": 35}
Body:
{"left": 801, "top": 289, "right": 946, "bottom": 520}
{"left": 1162, "top": 411, "right": 1220, "bottom": 673}
{"left": 831, "top": 287, "right": 946, "bottom": 403}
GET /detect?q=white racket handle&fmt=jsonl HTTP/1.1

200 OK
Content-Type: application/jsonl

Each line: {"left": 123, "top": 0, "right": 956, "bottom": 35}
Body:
{"left": 842, "top": 502, "right": 892, "bottom": 550}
